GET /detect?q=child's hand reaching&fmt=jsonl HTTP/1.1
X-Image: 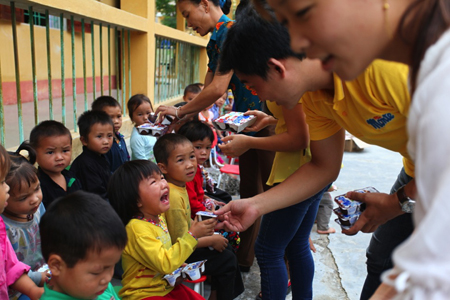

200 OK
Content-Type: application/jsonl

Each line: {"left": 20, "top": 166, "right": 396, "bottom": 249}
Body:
{"left": 210, "top": 234, "right": 228, "bottom": 252}
{"left": 39, "top": 270, "right": 51, "bottom": 286}
{"left": 190, "top": 216, "right": 216, "bottom": 239}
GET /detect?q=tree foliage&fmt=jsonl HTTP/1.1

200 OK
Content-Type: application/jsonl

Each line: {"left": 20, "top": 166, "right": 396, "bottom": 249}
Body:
{"left": 156, "top": 0, "right": 177, "bottom": 28}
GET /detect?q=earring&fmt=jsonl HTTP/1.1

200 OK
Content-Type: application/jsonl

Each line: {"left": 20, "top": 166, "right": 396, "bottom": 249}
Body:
{"left": 383, "top": 0, "right": 393, "bottom": 39}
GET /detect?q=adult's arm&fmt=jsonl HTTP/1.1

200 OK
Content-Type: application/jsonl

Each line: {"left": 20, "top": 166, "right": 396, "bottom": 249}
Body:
{"left": 216, "top": 128, "right": 345, "bottom": 232}
{"left": 219, "top": 103, "right": 309, "bottom": 157}
{"left": 155, "top": 69, "right": 233, "bottom": 119}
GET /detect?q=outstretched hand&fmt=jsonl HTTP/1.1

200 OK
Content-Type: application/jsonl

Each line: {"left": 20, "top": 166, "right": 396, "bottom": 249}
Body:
{"left": 155, "top": 105, "right": 177, "bottom": 123}
{"left": 214, "top": 199, "right": 261, "bottom": 232}
{"left": 342, "top": 192, "right": 403, "bottom": 235}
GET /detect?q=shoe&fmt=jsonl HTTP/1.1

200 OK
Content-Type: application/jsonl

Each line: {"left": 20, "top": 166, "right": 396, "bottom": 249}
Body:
{"left": 255, "top": 280, "right": 291, "bottom": 300}
{"left": 239, "top": 265, "right": 250, "bottom": 272}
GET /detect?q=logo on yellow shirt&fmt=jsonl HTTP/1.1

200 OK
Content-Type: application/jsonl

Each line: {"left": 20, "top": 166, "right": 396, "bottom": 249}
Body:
{"left": 366, "top": 113, "right": 394, "bottom": 129}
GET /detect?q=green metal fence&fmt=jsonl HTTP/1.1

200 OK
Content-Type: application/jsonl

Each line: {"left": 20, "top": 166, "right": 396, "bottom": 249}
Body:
{"left": 154, "top": 36, "right": 201, "bottom": 105}
{"left": 0, "top": 2, "right": 127, "bottom": 148}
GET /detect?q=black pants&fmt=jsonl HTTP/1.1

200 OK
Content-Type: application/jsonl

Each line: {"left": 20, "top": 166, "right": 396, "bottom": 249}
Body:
{"left": 186, "top": 245, "right": 244, "bottom": 300}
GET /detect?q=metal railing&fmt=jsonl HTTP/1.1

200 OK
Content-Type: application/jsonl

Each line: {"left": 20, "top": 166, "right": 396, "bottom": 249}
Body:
{"left": 0, "top": 1, "right": 205, "bottom": 149}
{"left": 154, "top": 35, "right": 201, "bottom": 105}
{"left": 0, "top": 2, "right": 130, "bottom": 148}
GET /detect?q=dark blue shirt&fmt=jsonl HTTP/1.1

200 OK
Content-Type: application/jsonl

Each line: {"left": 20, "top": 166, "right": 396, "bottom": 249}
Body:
{"left": 105, "top": 132, "right": 130, "bottom": 172}
{"left": 38, "top": 167, "right": 82, "bottom": 208}
{"left": 207, "top": 14, "right": 262, "bottom": 114}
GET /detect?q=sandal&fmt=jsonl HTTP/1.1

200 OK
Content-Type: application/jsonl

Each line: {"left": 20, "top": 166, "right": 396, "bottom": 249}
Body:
{"left": 255, "top": 280, "right": 291, "bottom": 300}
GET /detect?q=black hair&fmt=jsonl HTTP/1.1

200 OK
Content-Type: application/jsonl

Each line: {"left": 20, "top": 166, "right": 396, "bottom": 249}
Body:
{"left": 108, "top": 160, "right": 162, "bottom": 225}
{"left": 178, "top": 120, "right": 214, "bottom": 144}
{"left": 91, "top": 96, "right": 121, "bottom": 111}
{"left": 218, "top": 4, "right": 304, "bottom": 79}
{"left": 183, "top": 83, "right": 202, "bottom": 97}
{"left": 6, "top": 141, "right": 38, "bottom": 195}
{"left": 178, "top": 0, "right": 232, "bottom": 15}
{"left": 0, "top": 144, "right": 10, "bottom": 181}
{"left": 29, "top": 120, "right": 72, "bottom": 149}
{"left": 40, "top": 191, "right": 127, "bottom": 268}
{"left": 154, "top": 133, "right": 192, "bottom": 165}
{"left": 77, "top": 110, "right": 114, "bottom": 139}
{"left": 127, "top": 94, "right": 154, "bottom": 120}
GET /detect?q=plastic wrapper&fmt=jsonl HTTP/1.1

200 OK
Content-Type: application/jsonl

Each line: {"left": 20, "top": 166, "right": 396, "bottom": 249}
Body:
{"left": 212, "top": 112, "right": 256, "bottom": 133}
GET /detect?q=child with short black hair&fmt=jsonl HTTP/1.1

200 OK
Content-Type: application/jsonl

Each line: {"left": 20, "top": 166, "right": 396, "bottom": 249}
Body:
{"left": 183, "top": 84, "right": 202, "bottom": 103}
{"left": 92, "top": 96, "right": 130, "bottom": 172}
{"left": 70, "top": 110, "right": 114, "bottom": 200}
{"left": 128, "top": 94, "right": 157, "bottom": 161}
{"left": 39, "top": 190, "right": 127, "bottom": 299}
{"left": 30, "top": 120, "right": 82, "bottom": 208}
{"left": 0, "top": 144, "right": 43, "bottom": 300}
{"left": 108, "top": 160, "right": 214, "bottom": 299}
{"left": 154, "top": 134, "right": 244, "bottom": 300}
{"left": 1, "top": 142, "right": 48, "bottom": 299}
{"left": 178, "top": 121, "right": 231, "bottom": 218}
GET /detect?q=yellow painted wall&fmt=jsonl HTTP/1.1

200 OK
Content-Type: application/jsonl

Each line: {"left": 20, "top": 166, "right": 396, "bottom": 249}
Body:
{"left": 0, "top": 19, "right": 116, "bottom": 82}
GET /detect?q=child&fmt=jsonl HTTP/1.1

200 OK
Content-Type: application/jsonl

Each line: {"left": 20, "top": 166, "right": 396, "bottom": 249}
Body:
{"left": 30, "top": 120, "right": 82, "bottom": 208}
{"left": 108, "top": 160, "right": 215, "bottom": 299}
{"left": 39, "top": 190, "right": 127, "bottom": 299}
{"left": 178, "top": 121, "right": 231, "bottom": 218}
{"left": 0, "top": 144, "right": 43, "bottom": 300}
{"left": 1, "top": 143, "right": 48, "bottom": 299}
{"left": 154, "top": 134, "right": 244, "bottom": 300}
{"left": 183, "top": 83, "right": 202, "bottom": 103}
{"left": 209, "top": 92, "right": 227, "bottom": 121}
{"left": 92, "top": 96, "right": 130, "bottom": 172}
{"left": 198, "top": 105, "right": 214, "bottom": 127}
{"left": 128, "top": 94, "right": 157, "bottom": 162}
{"left": 70, "top": 110, "right": 114, "bottom": 200}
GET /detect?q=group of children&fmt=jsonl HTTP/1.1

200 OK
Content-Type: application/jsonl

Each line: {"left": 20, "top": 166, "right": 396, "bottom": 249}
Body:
{"left": 0, "top": 88, "right": 245, "bottom": 300}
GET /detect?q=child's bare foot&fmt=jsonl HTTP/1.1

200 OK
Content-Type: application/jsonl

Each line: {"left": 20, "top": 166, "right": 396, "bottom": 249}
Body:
{"left": 317, "top": 228, "right": 336, "bottom": 234}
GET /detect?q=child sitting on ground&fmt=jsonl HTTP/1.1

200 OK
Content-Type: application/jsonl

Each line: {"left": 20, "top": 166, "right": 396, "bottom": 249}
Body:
{"left": 70, "top": 110, "right": 114, "bottom": 200}
{"left": 92, "top": 96, "right": 130, "bottom": 172}
{"left": 1, "top": 143, "right": 48, "bottom": 299}
{"left": 128, "top": 94, "right": 157, "bottom": 162}
{"left": 154, "top": 134, "right": 244, "bottom": 300}
{"left": 39, "top": 191, "right": 127, "bottom": 299}
{"left": 108, "top": 160, "right": 215, "bottom": 299}
{"left": 0, "top": 144, "right": 43, "bottom": 300}
{"left": 30, "top": 120, "right": 82, "bottom": 208}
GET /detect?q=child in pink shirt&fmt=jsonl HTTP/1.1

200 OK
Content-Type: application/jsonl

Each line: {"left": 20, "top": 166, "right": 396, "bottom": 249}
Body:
{"left": 0, "top": 144, "right": 43, "bottom": 299}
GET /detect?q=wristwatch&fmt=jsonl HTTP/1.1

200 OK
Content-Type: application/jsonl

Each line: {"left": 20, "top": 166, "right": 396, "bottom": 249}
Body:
{"left": 396, "top": 185, "right": 415, "bottom": 213}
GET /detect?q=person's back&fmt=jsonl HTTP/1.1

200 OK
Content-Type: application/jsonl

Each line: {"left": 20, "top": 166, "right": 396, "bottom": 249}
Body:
{"left": 70, "top": 110, "right": 114, "bottom": 200}
{"left": 92, "top": 96, "right": 130, "bottom": 172}
{"left": 30, "top": 120, "right": 82, "bottom": 208}
{"left": 39, "top": 191, "right": 127, "bottom": 300}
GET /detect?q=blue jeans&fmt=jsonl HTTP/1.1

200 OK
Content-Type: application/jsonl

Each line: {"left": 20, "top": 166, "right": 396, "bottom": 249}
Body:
{"left": 360, "top": 167, "right": 414, "bottom": 300}
{"left": 255, "top": 186, "right": 328, "bottom": 300}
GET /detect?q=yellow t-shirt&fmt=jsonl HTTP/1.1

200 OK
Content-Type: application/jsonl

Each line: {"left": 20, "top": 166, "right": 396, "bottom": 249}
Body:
{"left": 120, "top": 217, "right": 197, "bottom": 300}
{"left": 266, "top": 100, "right": 312, "bottom": 186}
{"left": 301, "top": 59, "right": 414, "bottom": 177}
{"left": 165, "top": 182, "right": 192, "bottom": 245}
